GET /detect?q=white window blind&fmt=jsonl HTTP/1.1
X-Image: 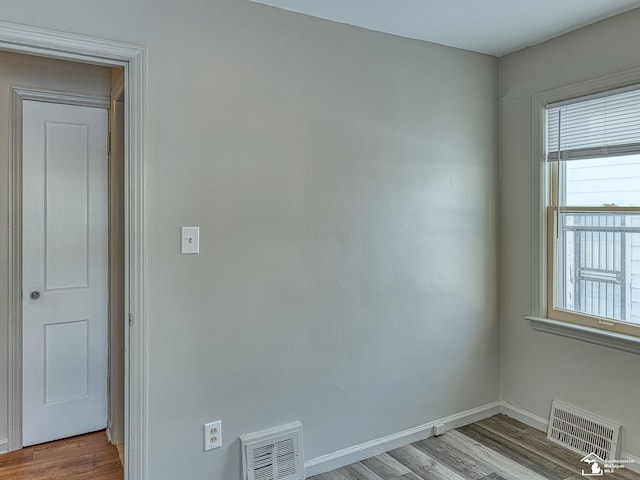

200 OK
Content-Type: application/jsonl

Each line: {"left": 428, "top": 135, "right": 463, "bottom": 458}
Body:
{"left": 547, "top": 86, "right": 640, "bottom": 161}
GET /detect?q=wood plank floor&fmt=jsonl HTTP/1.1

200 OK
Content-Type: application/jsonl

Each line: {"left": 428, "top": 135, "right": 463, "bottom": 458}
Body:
{"left": 309, "top": 415, "right": 640, "bottom": 480}
{"left": 0, "top": 430, "right": 123, "bottom": 480}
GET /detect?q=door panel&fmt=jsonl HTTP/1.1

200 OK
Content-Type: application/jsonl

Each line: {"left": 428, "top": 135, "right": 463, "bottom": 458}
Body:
{"left": 45, "top": 320, "right": 89, "bottom": 403}
{"left": 22, "top": 100, "right": 108, "bottom": 447}
{"left": 45, "top": 122, "right": 90, "bottom": 290}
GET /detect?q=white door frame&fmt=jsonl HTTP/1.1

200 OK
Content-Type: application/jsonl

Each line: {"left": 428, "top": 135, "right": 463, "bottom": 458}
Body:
{"left": 0, "top": 21, "right": 147, "bottom": 480}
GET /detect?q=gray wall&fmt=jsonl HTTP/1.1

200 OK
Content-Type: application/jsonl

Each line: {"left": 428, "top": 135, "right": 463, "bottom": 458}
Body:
{"left": 0, "top": 51, "right": 112, "bottom": 447}
{"left": 0, "top": 1, "right": 499, "bottom": 479}
{"left": 500, "top": 7, "right": 640, "bottom": 458}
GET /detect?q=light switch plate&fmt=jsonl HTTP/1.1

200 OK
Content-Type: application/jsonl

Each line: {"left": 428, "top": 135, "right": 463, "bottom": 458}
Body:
{"left": 181, "top": 227, "right": 200, "bottom": 254}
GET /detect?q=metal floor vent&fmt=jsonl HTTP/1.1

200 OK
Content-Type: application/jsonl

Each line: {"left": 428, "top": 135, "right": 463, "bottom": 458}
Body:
{"left": 547, "top": 400, "right": 621, "bottom": 460}
{"left": 241, "top": 422, "right": 304, "bottom": 480}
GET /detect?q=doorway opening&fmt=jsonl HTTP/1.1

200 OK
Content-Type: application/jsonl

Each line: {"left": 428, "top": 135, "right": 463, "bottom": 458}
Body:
{"left": 20, "top": 89, "right": 116, "bottom": 448}
{"left": 0, "top": 23, "right": 146, "bottom": 480}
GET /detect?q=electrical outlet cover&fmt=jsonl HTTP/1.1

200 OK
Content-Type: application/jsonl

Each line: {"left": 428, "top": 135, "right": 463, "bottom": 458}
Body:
{"left": 204, "top": 420, "right": 222, "bottom": 451}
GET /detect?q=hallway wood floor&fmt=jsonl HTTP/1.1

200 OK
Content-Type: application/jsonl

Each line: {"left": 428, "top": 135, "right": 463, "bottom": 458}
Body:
{"left": 309, "top": 415, "right": 640, "bottom": 480}
{"left": 0, "top": 431, "right": 123, "bottom": 480}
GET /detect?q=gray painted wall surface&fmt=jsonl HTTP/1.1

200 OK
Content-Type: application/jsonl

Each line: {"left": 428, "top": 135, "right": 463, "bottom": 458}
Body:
{"left": 500, "top": 7, "right": 640, "bottom": 458}
{"left": 0, "top": 51, "right": 112, "bottom": 446}
{"left": 0, "top": 2, "right": 499, "bottom": 479}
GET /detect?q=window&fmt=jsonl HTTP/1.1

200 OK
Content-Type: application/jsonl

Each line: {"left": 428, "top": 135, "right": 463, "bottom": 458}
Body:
{"left": 545, "top": 85, "right": 640, "bottom": 337}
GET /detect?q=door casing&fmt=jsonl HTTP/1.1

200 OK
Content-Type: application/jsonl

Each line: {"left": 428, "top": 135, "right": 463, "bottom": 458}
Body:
{"left": 0, "top": 22, "right": 147, "bottom": 480}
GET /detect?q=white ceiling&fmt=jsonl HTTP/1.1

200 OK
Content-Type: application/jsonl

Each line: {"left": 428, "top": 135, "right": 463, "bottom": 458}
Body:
{"left": 250, "top": 0, "right": 640, "bottom": 56}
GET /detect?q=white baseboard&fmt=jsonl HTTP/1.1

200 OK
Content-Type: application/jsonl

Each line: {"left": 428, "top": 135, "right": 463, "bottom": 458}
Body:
{"left": 0, "top": 438, "right": 8, "bottom": 455}
{"left": 304, "top": 401, "right": 501, "bottom": 477}
{"left": 498, "top": 401, "right": 549, "bottom": 432}
{"left": 621, "top": 451, "right": 640, "bottom": 475}
{"left": 304, "top": 400, "right": 640, "bottom": 478}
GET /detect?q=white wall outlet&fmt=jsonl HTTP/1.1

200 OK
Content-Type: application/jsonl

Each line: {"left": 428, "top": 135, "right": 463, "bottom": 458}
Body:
{"left": 433, "top": 423, "right": 445, "bottom": 436}
{"left": 181, "top": 226, "right": 200, "bottom": 254}
{"left": 204, "top": 420, "right": 222, "bottom": 451}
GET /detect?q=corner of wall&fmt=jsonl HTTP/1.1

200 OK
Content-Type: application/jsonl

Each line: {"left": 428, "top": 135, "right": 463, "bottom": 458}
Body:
{"left": 499, "top": 400, "right": 548, "bottom": 432}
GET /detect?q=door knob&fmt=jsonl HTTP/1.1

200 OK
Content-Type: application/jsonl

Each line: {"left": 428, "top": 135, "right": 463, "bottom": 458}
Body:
{"left": 29, "top": 290, "right": 41, "bottom": 300}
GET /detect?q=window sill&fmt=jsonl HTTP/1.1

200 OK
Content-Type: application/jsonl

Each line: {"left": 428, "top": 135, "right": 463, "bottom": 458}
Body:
{"left": 525, "top": 316, "right": 640, "bottom": 355}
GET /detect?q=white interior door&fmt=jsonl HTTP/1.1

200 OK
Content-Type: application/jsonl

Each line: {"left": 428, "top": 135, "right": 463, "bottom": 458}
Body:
{"left": 22, "top": 100, "right": 109, "bottom": 447}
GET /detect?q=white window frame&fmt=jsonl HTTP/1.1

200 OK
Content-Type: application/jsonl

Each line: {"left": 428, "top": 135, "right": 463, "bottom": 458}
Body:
{"left": 526, "top": 68, "right": 640, "bottom": 354}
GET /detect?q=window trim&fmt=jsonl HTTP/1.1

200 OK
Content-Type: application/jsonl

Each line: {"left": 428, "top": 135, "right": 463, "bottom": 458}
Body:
{"left": 525, "top": 316, "right": 640, "bottom": 355}
{"left": 528, "top": 67, "right": 640, "bottom": 350}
